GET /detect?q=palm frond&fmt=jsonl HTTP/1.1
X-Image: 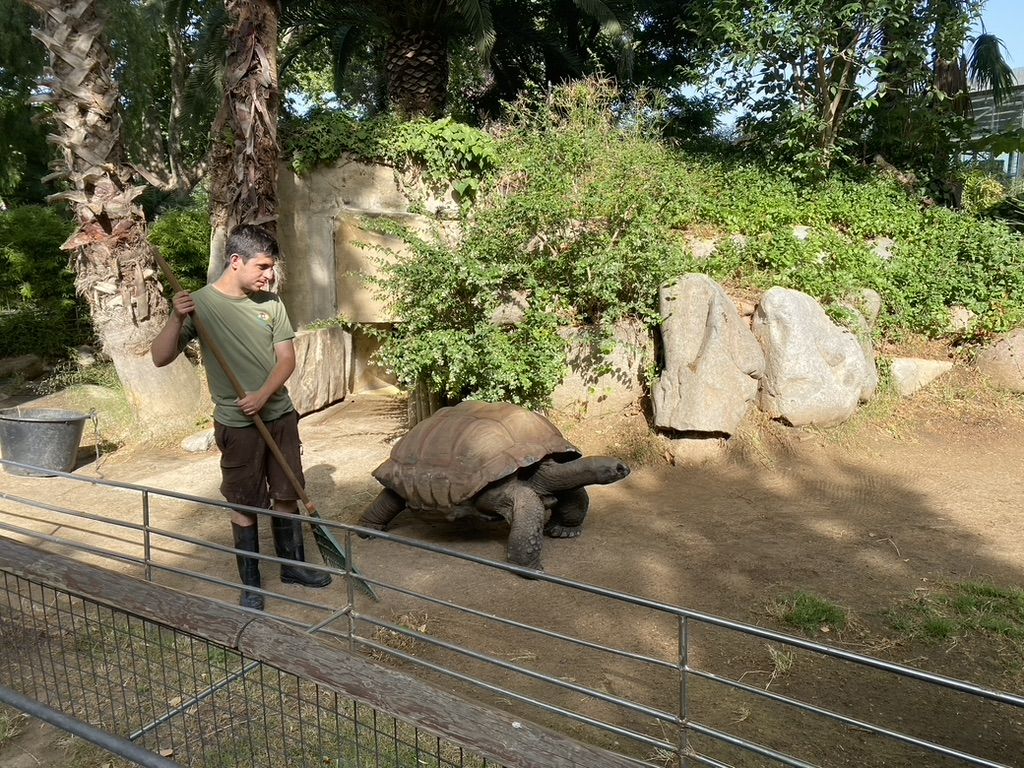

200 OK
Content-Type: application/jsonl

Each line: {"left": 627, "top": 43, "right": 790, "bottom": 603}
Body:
{"left": 572, "top": 0, "right": 622, "bottom": 36}
{"left": 279, "top": 28, "right": 329, "bottom": 79}
{"left": 968, "top": 33, "right": 1015, "bottom": 105}
{"left": 280, "top": 3, "right": 375, "bottom": 32}
{"left": 452, "top": 0, "right": 496, "bottom": 55}
{"left": 184, "top": 2, "right": 229, "bottom": 101}
{"left": 162, "top": 0, "right": 204, "bottom": 30}
{"left": 330, "top": 25, "right": 364, "bottom": 98}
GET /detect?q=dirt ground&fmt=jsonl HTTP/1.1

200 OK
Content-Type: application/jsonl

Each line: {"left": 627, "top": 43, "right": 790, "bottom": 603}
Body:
{"left": 2, "top": 368, "right": 1024, "bottom": 767}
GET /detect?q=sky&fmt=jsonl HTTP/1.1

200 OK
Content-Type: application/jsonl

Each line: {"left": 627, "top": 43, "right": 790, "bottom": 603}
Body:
{"left": 978, "top": 0, "right": 1022, "bottom": 71}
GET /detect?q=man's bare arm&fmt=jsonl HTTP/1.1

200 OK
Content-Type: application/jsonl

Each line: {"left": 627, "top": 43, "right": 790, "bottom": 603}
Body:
{"left": 151, "top": 292, "right": 194, "bottom": 367}
{"left": 236, "top": 340, "right": 296, "bottom": 417}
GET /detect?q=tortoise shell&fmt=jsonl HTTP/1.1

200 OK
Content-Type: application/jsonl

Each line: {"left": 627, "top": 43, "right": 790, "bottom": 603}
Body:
{"left": 372, "top": 400, "right": 581, "bottom": 509}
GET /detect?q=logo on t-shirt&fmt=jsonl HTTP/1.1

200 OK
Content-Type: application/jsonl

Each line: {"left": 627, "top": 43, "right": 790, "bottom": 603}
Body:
{"left": 255, "top": 310, "right": 271, "bottom": 331}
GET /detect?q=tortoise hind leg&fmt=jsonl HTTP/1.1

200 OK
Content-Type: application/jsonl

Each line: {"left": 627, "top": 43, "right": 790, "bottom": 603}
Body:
{"left": 545, "top": 487, "right": 588, "bottom": 538}
{"left": 358, "top": 489, "right": 405, "bottom": 537}
{"left": 507, "top": 487, "right": 546, "bottom": 571}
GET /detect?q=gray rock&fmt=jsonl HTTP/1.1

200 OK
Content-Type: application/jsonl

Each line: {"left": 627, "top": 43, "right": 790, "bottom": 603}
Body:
{"left": 832, "top": 305, "right": 878, "bottom": 402}
{"left": 843, "top": 288, "right": 882, "bottom": 326}
{"left": 948, "top": 305, "right": 976, "bottom": 333}
{"left": 181, "top": 428, "right": 215, "bottom": 453}
{"left": 0, "top": 355, "right": 47, "bottom": 380}
{"left": 976, "top": 328, "right": 1024, "bottom": 393}
{"left": 684, "top": 235, "right": 717, "bottom": 261}
{"left": 869, "top": 237, "right": 896, "bottom": 261}
{"left": 753, "top": 287, "right": 875, "bottom": 427}
{"left": 488, "top": 290, "right": 529, "bottom": 327}
{"left": 652, "top": 275, "right": 765, "bottom": 436}
{"left": 889, "top": 358, "right": 953, "bottom": 396}
{"left": 287, "top": 326, "right": 352, "bottom": 415}
{"left": 74, "top": 346, "right": 98, "bottom": 368}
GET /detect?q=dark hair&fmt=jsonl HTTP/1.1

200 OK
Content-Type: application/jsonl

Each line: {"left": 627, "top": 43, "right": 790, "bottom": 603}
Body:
{"left": 224, "top": 225, "right": 279, "bottom": 270}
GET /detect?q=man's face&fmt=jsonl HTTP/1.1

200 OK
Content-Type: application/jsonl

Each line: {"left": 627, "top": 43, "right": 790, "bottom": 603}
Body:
{"left": 233, "top": 252, "right": 276, "bottom": 293}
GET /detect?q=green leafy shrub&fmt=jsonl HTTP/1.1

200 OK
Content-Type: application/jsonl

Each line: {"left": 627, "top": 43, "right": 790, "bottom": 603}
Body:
{"left": 148, "top": 193, "right": 212, "bottom": 292}
{"left": 283, "top": 112, "right": 496, "bottom": 199}
{"left": 366, "top": 222, "right": 567, "bottom": 406}
{"left": 0, "top": 206, "right": 89, "bottom": 358}
{"left": 368, "top": 86, "right": 696, "bottom": 407}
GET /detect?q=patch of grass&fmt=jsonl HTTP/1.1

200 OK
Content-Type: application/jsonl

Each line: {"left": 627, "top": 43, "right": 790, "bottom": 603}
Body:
{"left": 369, "top": 611, "right": 431, "bottom": 661}
{"left": 887, "top": 580, "right": 1024, "bottom": 648}
{"left": 0, "top": 705, "right": 25, "bottom": 748}
{"left": 768, "top": 591, "right": 847, "bottom": 637}
{"left": 31, "top": 359, "right": 121, "bottom": 395}
{"left": 207, "top": 646, "right": 243, "bottom": 670}
{"left": 920, "top": 616, "right": 957, "bottom": 641}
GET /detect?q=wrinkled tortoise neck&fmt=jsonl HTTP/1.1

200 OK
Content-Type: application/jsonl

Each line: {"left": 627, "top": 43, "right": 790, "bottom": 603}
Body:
{"left": 530, "top": 456, "right": 629, "bottom": 493}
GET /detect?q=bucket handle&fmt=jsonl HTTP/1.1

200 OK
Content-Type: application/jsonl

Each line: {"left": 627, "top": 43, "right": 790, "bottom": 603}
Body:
{"left": 88, "top": 409, "right": 103, "bottom": 474}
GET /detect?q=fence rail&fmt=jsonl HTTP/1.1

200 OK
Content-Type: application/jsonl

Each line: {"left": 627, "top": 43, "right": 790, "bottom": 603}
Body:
{"left": 1, "top": 456, "right": 1023, "bottom": 767}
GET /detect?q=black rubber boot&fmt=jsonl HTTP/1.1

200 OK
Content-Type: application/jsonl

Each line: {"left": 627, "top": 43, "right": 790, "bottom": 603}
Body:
{"left": 272, "top": 516, "right": 332, "bottom": 588}
{"left": 231, "top": 523, "right": 264, "bottom": 610}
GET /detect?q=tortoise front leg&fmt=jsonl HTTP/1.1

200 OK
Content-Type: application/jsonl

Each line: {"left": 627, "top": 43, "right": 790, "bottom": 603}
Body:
{"left": 359, "top": 488, "right": 406, "bottom": 535}
{"left": 545, "top": 487, "right": 588, "bottom": 538}
{"left": 507, "top": 486, "right": 546, "bottom": 571}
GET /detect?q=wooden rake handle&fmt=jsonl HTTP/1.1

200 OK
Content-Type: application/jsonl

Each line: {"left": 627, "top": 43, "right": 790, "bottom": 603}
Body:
{"left": 152, "top": 251, "right": 318, "bottom": 516}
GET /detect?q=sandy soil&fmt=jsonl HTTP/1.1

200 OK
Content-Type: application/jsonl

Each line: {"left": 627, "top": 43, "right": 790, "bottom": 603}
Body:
{"left": 2, "top": 372, "right": 1023, "bottom": 767}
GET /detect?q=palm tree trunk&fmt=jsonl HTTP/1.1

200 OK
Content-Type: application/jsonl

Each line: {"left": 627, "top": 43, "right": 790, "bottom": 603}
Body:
{"left": 385, "top": 29, "right": 449, "bottom": 118}
{"left": 207, "top": 0, "right": 281, "bottom": 281}
{"left": 24, "top": 0, "right": 206, "bottom": 433}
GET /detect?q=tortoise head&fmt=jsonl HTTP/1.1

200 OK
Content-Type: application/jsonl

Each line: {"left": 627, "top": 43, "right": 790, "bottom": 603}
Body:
{"left": 590, "top": 456, "right": 631, "bottom": 485}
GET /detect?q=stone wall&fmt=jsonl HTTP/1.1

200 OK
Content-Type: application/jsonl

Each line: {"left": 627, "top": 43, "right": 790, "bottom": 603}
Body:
{"left": 278, "top": 155, "right": 455, "bottom": 328}
{"left": 278, "top": 156, "right": 461, "bottom": 413}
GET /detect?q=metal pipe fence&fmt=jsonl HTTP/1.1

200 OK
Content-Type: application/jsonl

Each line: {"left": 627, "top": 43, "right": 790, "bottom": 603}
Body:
{"left": 1, "top": 456, "right": 1022, "bottom": 767}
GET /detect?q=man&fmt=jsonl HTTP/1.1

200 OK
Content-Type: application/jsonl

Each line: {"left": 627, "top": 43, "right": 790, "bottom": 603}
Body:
{"left": 151, "top": 225, "right": 331, "bottom": 610}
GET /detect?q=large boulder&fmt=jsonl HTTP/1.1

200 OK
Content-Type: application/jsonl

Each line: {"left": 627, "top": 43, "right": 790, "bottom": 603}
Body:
{"left": 652, "top": 275, "right": 765, "bottom": 435}
{"left": 976, "top": 328, "right": 1024, "bottom": 393}
{"left": 833, "top": 305, "right": 879, "bottom": 401}
{"left": 753, "top": 287, "right": 875, "bottom": 427}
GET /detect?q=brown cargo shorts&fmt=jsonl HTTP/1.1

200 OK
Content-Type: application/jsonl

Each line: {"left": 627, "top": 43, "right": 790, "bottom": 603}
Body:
{"left": 213, "top": 410, "right": 304, "bottom": 508}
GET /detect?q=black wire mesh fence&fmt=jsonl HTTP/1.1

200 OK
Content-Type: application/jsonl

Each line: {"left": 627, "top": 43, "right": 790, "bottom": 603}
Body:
{"left": 0, "top": 571, "right": 504, "bottom": 768}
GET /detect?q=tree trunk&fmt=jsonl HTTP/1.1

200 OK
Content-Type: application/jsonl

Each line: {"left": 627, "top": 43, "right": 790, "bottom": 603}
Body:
{"left": 385, "top": 29, "right": 449, "bottom": 119}
{"left": 24, "top": 0, "right": 206, "bottom": 434}
{"left": 207, "top": 0, "right": 281, "bottom": 282}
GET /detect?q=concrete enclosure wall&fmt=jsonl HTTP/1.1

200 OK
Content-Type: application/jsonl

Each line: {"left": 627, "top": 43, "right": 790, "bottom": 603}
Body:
{"left": 278, "top": 154, "right": 454, "bottom": 328}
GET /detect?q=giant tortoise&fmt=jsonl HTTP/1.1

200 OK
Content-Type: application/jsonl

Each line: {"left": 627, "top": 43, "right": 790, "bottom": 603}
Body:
{"left": 359, "top": 400, "right": 630, "bottom": 570}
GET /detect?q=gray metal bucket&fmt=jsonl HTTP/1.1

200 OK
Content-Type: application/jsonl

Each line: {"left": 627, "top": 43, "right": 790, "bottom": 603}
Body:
{"left": 0, "top": 407, "right": 89, "bottom": 476}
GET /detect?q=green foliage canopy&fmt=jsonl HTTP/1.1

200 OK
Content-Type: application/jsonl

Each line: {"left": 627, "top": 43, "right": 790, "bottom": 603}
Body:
{"left": 0, "top": 206, "right": 88, "bottom": 358}
{"left": 0, "top": 0, "right": 49, "bottom": 205}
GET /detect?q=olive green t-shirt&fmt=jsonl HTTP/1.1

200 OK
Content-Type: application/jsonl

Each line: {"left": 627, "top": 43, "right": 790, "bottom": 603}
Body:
{"left": 179, "top": 285, "right": 295, "bottom": 427}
